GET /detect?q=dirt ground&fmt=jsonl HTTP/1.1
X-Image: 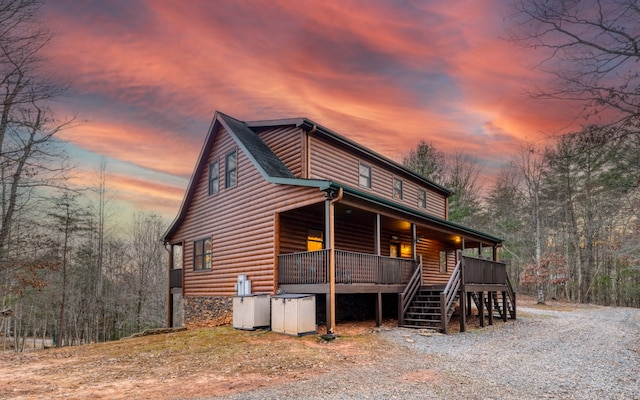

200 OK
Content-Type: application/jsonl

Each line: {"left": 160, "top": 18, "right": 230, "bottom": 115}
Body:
{"left": 0, "top": 321, "right": 397, "bottom": 400}
{"left": 0, "top": 295, "right": 568, "bottom": 400}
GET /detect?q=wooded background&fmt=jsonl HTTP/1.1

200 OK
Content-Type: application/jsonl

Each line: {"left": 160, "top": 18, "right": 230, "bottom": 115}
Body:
{"left": 1, "top": 0, "right": 638, "bottom": 350}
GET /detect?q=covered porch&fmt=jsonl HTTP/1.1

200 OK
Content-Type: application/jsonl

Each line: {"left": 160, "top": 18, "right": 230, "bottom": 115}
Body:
{"left": 275, "top": 186, "right": 506, "bottom": 333}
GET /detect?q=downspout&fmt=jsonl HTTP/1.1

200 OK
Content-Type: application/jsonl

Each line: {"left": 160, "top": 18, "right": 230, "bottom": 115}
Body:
{"left": 327, "top": 187, "right": 343, "bottom": 335}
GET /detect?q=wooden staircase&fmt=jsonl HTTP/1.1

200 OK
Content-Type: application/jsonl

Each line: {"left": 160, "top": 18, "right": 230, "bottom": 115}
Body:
{"left": 399, "top": 252, "right": 517, "bottom": 333}
{"left": 401, "top": 287, "right": 455, "bottom": 330}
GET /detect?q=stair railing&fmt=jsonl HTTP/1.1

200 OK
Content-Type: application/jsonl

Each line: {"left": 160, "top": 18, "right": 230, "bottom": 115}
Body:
{"left": 440, "top": 258, "right": 462, "bottom": 334}
{"left": 398, "top": 256, "right": 422, "bottom": 325}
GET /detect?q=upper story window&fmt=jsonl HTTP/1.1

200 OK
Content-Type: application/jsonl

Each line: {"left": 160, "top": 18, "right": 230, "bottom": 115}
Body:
{"left": 225, "top": 150, "right": 237, "bottom": 188}
{"left": 418, "top": 189, "right": 426, "bottom": 208}
{"left": 393, "top": 177, "right": 403, "bottom": 200}
{"left": 194, "top": 238, "right": 212, "bottom": 270}
{"left": 359, "top": 162, "right": 371, "bottom": 188}
{"left": 208, "top": 161, "right": 219, "bottom": 195}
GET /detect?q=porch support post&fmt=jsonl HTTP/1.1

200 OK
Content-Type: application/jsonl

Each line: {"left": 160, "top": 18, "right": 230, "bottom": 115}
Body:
{"left": 325, "top": 188, "right": 343, "bottom": 335}
{"left": 375, "top": 214, "right": 381, "bottom": 256}
{"left": 493, "top": 245, "right": 499, "bottom": 262}
{"left": 411, "top": 223, "right": 417, "bottom": 261}
{"left": 478, "top": 243, "right": 482, "bottom": 258}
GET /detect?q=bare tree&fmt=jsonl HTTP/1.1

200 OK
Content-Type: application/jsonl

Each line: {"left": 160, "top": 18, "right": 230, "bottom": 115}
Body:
{"left": 0, "top": 0, "right": 73, "bottom": 281}
{"left": 509, "top": 0, "right": 640, "bottom": 129}
{"left": 515, "top": 143, "right": 548, "bottom": 303}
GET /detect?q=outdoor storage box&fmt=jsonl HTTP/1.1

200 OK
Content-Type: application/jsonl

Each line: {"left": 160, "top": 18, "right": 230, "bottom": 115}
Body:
{"left": 271, "top": 294, "right": 316, "bottom": 336}
{"left": 232, "top": 294, "right": 270, "bottom": 330}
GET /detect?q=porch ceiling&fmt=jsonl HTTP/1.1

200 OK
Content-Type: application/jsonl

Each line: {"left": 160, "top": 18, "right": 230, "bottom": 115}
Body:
{"left": 281, "top": 199, "right": 499, "bottom": 249}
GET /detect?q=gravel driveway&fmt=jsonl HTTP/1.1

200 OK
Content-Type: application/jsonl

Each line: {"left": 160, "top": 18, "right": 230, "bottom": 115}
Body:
{"left": 214, "top": 304, "right": 640, "bottom": 400}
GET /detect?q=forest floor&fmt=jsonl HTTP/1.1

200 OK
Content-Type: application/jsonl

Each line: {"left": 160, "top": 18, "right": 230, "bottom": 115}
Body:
{"left": 1, "top": 296, "right": 638, "bottom": 399}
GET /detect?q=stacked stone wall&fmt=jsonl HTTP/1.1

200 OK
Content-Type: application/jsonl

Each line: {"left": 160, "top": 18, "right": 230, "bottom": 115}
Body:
{"left": 184, "top": 296, "right": 232, "bottom": 328}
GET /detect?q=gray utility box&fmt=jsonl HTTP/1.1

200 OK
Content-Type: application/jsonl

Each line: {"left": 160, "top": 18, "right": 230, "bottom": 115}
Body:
{"left": 232, "top": 294, "right": 270, "bottom": 330}
{"left": 271, "top": 294, "right": 316, "bottom": 336}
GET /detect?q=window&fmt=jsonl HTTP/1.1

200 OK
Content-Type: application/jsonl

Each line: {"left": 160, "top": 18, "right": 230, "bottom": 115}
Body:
{"left": 225, "top": 150, "right": 237, "bottom": 188}
{"left": 208, "top": 161, "right": 219, "bottom": 195}
{"left": 194, "top": 238, "right": 212, "bottom": 270}
{"left": 418, "top": 189, "right": 426, "bottom": 208}
{"left": 307, "top": 228, "right": 324, "bottom": 251}
{"left": 359, "top": 162, "right": 371, "bottom": 188}
{"left": 439, "top": 250, "right": 448, "bottom": 273}
{"left": 393, "top": 177, "right": 403, "bottom": 200}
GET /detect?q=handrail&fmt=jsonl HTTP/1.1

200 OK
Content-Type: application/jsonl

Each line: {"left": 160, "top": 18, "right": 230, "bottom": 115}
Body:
{"left": 440, "top": 259, "right": 462, "bottom": 333}
{"left": 399, "top": 256, "right": 422, "bottom": 325}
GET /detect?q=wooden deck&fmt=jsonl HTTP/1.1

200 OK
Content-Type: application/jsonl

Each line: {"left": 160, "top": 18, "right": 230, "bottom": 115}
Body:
{"left": 277, "top": 250, "right": 516, "bottom": 333}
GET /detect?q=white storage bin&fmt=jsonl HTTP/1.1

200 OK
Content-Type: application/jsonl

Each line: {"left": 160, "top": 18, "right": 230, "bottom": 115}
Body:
{"left": 232, "top": 294, "right": 270, "bottom": 330}
{"left": 271, "top": 294, "right": 316, "bottom": 336}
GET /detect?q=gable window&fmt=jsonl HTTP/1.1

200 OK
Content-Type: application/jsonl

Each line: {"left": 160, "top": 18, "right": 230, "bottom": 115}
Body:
{"left": 225, "top": 150, "right": 237, "bottom": 188}
{"left": 194, "top": 238, "right": 212, "bottom": 270}
{"left": 359, "top": 162, "right": 371, "bottom": 188}
{"left": 208, "top": 161, "right": 219, "bottom": 195}
{"left": 393, "top": 177, "right": 403, "bottom": 200}
{"left": 307, "top": 228, "right": 324, "bottom": 251}
{"left": 418, "top": 189, "right": 426, "bottom": 208}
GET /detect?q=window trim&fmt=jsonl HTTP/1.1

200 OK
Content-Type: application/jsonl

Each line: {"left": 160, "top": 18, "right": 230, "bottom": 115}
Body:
{"left": 208, "top": 161, "right": 219, "bottom": 195}
{"left": 358, "top": 161, "right": 372, "bottom": 189}
{"left": 225, "top": 149, "right": 237, "bottom": 189}
{"left": 193, "top": 237, "right": 212, "bottom": 271}
{"left": 418, "top": 188, "right": 426, "bottom": 208}
{"left": 393, "top": 177, "right": 403, "bottom": 200}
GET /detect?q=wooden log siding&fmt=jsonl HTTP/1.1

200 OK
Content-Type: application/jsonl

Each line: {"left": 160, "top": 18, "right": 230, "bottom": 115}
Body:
{"left": 258, "top": 126, "right": 304, "bottom": 178}
{"left": 170, "top": 127, "right": 326, "bottom": 297}
{"left": 418, "top": 239, "right": 454, "bottom": 285}
{"left": 278, "top": 250, "right": 415, "bottom": 285}
{"left": 308, "top": 135, "right": 447, "bottom": 219}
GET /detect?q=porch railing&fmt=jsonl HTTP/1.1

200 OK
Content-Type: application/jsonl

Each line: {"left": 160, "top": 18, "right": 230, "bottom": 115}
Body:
{"left": 278, "top": 249, "right": 416, "bottom": 285}
{"left": 463, "top": 257, "right": 507, "bottom": 285}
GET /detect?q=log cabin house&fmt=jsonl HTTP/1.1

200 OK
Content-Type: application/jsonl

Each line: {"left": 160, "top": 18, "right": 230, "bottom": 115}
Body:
{"left": 162, "top": 111, "right": 515, "bottom": 333}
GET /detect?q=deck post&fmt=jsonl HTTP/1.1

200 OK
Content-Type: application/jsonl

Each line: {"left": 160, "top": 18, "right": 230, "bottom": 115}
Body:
{"left": 488, "top": 291, "right": 494, "bottom": 326}
{"left": 376, "top": 292, "right": 382, "bottom": 327}
{"left": 440, "top": 292, "right": 447, "bottom": 334}
{"left": 502, "top": 291, "right": 508, "bottom": 322}
{"left": 398, "top": 293, "right": 404, "bottom": 325}
{"left": 478, "top": 292, "right": 485, "bottom": 327}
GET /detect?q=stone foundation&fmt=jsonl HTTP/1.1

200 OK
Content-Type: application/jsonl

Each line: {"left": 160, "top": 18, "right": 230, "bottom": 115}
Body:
{"left": 184, "top": 296, "right": 233, "bottom": 328}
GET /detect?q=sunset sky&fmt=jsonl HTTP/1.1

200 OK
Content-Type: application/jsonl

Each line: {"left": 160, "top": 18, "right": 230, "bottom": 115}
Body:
{"left": 41, "top": 0, "right": 583, "bottom": 221}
